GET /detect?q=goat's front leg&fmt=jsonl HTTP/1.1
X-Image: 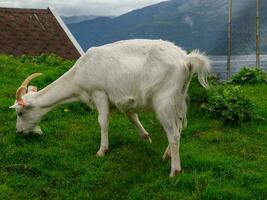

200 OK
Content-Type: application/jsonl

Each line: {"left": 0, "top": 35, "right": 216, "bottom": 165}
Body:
{"left": 127, "top": 112, "right": 152, "bottom": 143}
{"left": 93, "top": 91, "right": 109, "bottom": 157}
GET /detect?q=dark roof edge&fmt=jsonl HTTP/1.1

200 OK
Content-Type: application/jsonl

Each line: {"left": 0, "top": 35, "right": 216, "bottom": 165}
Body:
{"left": 48, "top": 6, "right": 85, "bottom": 56}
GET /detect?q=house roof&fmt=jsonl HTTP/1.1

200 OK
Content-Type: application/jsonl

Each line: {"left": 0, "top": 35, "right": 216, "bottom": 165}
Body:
{"left": 0, "top": 7, "right": 84, "bottom": 60}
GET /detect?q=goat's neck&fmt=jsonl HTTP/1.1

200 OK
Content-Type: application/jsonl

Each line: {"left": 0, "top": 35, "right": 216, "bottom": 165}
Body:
{"left": 31, "top": 69, "right": 79, "bottom": 109}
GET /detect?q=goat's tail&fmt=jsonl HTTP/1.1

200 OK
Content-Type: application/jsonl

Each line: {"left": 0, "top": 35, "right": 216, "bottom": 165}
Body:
{"left": 187, "top": 50, "right": 211, "bottom": 88}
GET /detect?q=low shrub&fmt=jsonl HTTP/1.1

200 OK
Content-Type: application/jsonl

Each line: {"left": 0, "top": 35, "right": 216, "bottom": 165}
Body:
{"left": 189, "top": 73, "right": 220, "bottom": 105}
{"left": 201, "top": 85, "right": 253, "bottom": 124}
{"left": 230, "top": 67, "right": 267, "bottom": 84}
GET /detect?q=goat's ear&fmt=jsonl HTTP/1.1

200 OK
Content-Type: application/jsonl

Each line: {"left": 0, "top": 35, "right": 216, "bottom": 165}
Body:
{"left": 27, "top": 85, "right": 37, "bottom": 93}
{"left": 9, "top": 103, "right": 18, "bottom": 109}
{"left": 9, "top": 100, "right": 31, "bottom": 109}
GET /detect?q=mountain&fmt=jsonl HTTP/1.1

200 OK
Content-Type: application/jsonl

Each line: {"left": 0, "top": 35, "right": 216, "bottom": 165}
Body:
{"left": 62, "top": 15, "right": 99, "bottom": 24}
{"left": 62, "top": 15, "right": 116, "bottom": 24}
{"left": 67, "top": 0, "right": 267, "bottom": 55}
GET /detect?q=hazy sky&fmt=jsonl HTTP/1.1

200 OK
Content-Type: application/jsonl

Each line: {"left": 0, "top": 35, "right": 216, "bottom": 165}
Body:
{"left": 0, "top": 0, "right": 167, "bottom": 16}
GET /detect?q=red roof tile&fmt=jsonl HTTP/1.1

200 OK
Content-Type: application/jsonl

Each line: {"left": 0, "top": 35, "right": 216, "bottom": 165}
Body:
{"left": 0, "top": 7, "right": 83, "bottom": 59}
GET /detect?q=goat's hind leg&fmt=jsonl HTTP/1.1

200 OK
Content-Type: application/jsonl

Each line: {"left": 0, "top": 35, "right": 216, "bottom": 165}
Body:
{"left": 93, "top": 91, "right": 110, "bottom": 157}
{"left": 155, "top": 101, "right": 182, "bottom": 177}
{"left": 162, "top": 144, "right": 171, "bottom": 161}
{"left": 160, "top": 117, "right": 182, "bottom": 177}
{"left": 127, "top": 112, "right": 152, "bottom": 143}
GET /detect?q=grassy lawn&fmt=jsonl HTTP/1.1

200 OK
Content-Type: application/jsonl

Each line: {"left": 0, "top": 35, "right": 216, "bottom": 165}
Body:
{"left": 0, "top": 54, "right": 266, "bottom": 199}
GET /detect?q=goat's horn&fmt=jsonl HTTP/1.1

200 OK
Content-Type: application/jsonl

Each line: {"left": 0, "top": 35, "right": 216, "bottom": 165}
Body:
{"left": 21, "top": 73, "right": 43, "bottom": 87}
{"left": 16, "top": 73, "right": 43, "bottom": 101}
{"left": 16, "top": 86, "right": 27, "bottom": 101}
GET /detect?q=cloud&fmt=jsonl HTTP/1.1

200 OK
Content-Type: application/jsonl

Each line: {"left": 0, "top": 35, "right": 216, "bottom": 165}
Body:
{"left": 0, "top": 0, "right": 167, "bottom": 16}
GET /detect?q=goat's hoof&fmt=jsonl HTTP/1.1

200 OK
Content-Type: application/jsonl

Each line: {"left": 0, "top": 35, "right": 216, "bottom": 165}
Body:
{"left": 169, "top": 169, "right": 181, "bottom": 177}
{"left": 162, "top": 153, "right": 171, "bottom": 161}
{"left": 162, "top": 149, "right": 171, "bottom": 161}
{"left": 144, "top": 135, "right": 152, "bottom": 143}
{"left": 96, "top": 148, "right": 108, "bottom": 157}
{"left": 141, "top": 133, "right": 152, "bottom": 143}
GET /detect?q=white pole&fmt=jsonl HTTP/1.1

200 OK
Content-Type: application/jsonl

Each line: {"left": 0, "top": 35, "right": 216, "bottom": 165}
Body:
{"left": 227, "top": 0, "right": 232, "bottom": 80}
{"left": 256, "top": 0, "right": 260, "bottom": 67}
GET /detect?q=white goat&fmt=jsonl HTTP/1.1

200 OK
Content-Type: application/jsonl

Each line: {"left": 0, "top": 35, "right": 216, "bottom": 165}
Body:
{"left": 10, "top": 39, "right": 210, "bottom": 177}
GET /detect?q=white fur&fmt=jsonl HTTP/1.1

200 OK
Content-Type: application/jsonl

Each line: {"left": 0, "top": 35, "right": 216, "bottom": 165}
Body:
{"left": 12, "top": 39, "right": 210, "bottom": 176}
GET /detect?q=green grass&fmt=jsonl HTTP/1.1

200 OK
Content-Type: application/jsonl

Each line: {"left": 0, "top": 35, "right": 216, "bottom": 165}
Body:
{"left": 0, "top": 54, "right": 266, "bottom": 199}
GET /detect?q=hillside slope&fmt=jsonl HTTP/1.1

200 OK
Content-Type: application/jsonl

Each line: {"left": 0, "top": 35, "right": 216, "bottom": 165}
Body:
{"left": 68, "top": 0, "right": 267, "bottom": 55}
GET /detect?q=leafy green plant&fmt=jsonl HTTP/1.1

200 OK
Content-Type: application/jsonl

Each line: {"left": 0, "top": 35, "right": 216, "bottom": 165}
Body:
{"left": 188, "top": 73, "right": 220, "bottom": 105}
{"left": 230, "top": 67, "right": 267, "bottom": 84}
{"left": 202, "top": 85, "right": 253, "bottom": 124}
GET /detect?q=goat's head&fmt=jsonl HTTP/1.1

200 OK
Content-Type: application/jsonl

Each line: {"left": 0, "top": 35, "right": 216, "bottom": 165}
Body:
{"left": 10, "top": 73, "right": 44, "bottom": 135}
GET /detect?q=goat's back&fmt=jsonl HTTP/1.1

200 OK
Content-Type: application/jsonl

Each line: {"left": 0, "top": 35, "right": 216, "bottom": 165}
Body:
{"left": 75, "top": 39, "right": 190, "bottom": 110}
